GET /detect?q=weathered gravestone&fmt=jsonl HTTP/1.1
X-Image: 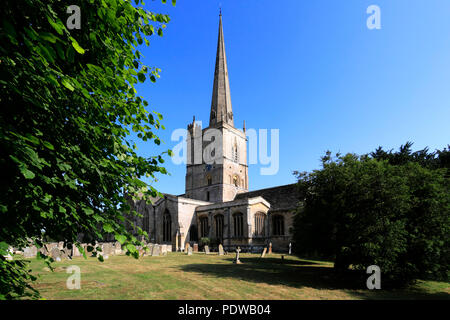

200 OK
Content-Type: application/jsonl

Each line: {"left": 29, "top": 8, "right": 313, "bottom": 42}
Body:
{"left": 187, "top": 247, "right": 192, "bottom": 256}
{"left": 289, "top": 242, "right": 292, "bottom": 255}
{"left": 160, "top": 245, "right": 167, "bottom": 256}
{"left": 185, "top": 242, "right": 190, "bottom": 252}
{"left": 144, "top": 243, "right": 154, "bottom": 256}
{"left": 114, "top": 241, "right": 122, "bottom": 255}
{"left": 103, "top": 243, "right": 113, "bottom": 256}
{"left": 260, "top": 247, "right": 267, "bottom": 258}
{"left": 234, "top": 247, "right": 242, "bottom": 264}
{"left": 152, "top": 244, "right": 160, "bottom": 256}
{"left": 218, "top": 244, "right": 224, "bottom": 256}
{"left": 50, "top": 248, "right": 62, "bottom": 261}
{"left": 268, "top": 242, "right": 272, "bottom": 254}
{"left": 204, "top": 245, "right": 210, "bottom": 254}
{"left": 60, "top": 247, "right": 71, "bottom": 260}
{"left": 72, "top": 245, "right": 82, "bottom": 257}
{"left": 193, "top": 243, "right": 198, "bottom": 253}
{"left": 23, "top": 246, "right": 37, "bottom": 258}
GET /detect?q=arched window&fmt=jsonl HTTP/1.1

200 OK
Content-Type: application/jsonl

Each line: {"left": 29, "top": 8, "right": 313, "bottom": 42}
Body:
{"left": 200, "top": 216, "right": 209, "bottom": 238}
{"left": 163, "top": 210, "right": 171, "bottom": 242}
{"left": 272, "top": 215, "right": 284, "bottom": 236}
{"left": 233, "top": 213, "right": 244, "bottom": 237}
{"left": 254, "top": 213, "right": 265, "bottom": 236}
{"left": 215, "top": 214, "right": 224, "bottom": 241}
{"left": 207, "top": 175, "right": 212, "bottom": 185}
{"left": 232, "top": 144, "right": 238, "bottom": 162}
{"left": 189, "top": 225, "right": 198, "bottom": 242}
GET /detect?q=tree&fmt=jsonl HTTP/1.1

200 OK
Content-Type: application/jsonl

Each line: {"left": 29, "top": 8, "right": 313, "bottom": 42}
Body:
{"left": 0, "top": 0, "right": 175, "bottom": 299}
{"left": 293, "top": 146, "right": 449, "bottom": 287}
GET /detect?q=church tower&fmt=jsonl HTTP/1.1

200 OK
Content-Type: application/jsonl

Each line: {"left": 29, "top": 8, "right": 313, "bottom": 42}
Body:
{"left": 185, "top": 13, "right": 248, "bottom": 203}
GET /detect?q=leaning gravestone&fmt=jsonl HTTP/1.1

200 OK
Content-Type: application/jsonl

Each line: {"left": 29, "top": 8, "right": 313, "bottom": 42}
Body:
{"left": 187, "top": 247, "right": 193, "bottom": 256}
{"left": 23, "top": 246, "right": 37, "bottom": 258}
{"left": 218, "top": 244, "right": 224, "bottom": 256}
{"left": 260, "top": 247, "right": 267, "bottom": 258}
{"left": 152, "top": 244, "right": 160, "bottom": 256}
{"left": 193, "top": 243, "right": 198, "bottom": 253}
{"left": 204, "top": 245, "right": 210, "bottom": 254}
{"left": 50, "top": 248, "right": 61, "bottom": 261}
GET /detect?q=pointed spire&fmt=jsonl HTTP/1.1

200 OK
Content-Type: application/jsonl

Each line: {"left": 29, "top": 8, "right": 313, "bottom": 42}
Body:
{"left": 209, "top": 12, "right": 234, "bottom": 127}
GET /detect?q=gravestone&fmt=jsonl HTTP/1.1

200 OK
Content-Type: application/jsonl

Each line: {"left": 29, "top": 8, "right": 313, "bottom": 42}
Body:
{"left": 218, "top": 244, "right": 224, "bottom": 256}
{"left": 160, "top": 245, "right": 167, "bottom": 256}
{"left": 193, "top": 243, "right": 198, "bottom": 253}
{"left": 50, "top": 248, "right": 61, "bottom": 260}
{"left": 204, "top": 245, "right": 210, "bottom": 254}
{"left": 23, "top": 246, "right": 37, "bottom": 258}
{"left": 60, "top": 248, "right": 70, "bottom": 260}
{"left": 145, "top": 243, "right": 154, "bottom": 256}
{"left": 289, "top": 242, "right": 292, "bottom": 255}
{"left": 185, "top": 242, "right": 190, "bottom": 252}
{"left": 114, "top": 242, "right": 122, "bottom": 255}
{"left": 260, "top": 247, "right": 267, "bottom": 258}
{"left": 57, "top": 241, "right": 64, "bottom": 250}
{"left": 103, "top": 243, "right": 113, "bottom": 256}
{"left": 72, "top": 245, "right": 82, "bottom": 257}
{"left": 152, "top": 244, "right": 160, "bottom": 256}
{"left": 187, "top": 247, "right": 192, "bottom": 256}
{"left": 268, "top": 242, "right": 272, "bottom": 254}
{"left": 234, "top": 247, "right": 242, "bottom": 264}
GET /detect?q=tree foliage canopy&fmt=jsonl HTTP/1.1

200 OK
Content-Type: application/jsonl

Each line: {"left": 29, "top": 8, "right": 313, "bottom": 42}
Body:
{"left": 0, "top": 0, "right": 175, "bottom": 299}
{"left": 293, "top": 144, "right": 450, "bottom": 287}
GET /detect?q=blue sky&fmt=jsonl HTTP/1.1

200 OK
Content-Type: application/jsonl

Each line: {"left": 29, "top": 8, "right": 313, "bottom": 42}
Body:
{"left": 133, "top": 0, "right": 450, "bottom": 196}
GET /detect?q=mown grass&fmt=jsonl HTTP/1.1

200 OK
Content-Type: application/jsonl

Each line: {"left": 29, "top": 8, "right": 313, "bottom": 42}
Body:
{"left": 23, "top": 252, "right": 449, "bottom": 300}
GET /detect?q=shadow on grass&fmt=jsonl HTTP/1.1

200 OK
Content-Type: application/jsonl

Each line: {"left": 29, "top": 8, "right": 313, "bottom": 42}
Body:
{"left": 179, "top": 255, "right": 450, "bottom": 300}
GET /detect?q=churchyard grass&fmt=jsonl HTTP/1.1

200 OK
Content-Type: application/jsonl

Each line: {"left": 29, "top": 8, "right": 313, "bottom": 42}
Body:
{"left": 23, "top": 253, "right": 449, "bottom": 300}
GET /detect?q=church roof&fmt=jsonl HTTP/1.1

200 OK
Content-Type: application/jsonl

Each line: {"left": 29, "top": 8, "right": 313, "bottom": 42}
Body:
{"left": 209, "top": 12, "right": 234, "bottom": 127}
{"left": 234, "top": 183, "right": 300, "bottom": 212}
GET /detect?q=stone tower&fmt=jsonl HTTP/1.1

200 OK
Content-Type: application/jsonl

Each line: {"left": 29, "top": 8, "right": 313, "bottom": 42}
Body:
{"left": 185, "top": 13, "right": 248, "bottom": 203}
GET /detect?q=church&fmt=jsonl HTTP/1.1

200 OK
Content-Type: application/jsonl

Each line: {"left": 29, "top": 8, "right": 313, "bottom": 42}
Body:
{"left": 128, "top": 14, "right": 299, "bottom": 252}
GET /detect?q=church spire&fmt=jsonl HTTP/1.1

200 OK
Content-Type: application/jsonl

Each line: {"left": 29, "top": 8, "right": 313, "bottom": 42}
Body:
{"left": 209, "top": 12, "right": 234, "bottom": 127}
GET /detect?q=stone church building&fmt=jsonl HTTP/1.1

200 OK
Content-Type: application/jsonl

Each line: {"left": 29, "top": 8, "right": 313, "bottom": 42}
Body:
{"left": 128, "top": 14, "right": 299, "bottom": 252}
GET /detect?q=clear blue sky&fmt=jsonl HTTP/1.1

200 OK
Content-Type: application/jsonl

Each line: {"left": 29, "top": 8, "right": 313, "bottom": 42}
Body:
{"left": 132, "top": 0, "right": 450, "bottom": 196}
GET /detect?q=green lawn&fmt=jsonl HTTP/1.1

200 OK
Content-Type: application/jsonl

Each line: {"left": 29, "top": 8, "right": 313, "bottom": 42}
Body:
{"left": 24, "top": 252, "right": 449, "bottom": 300}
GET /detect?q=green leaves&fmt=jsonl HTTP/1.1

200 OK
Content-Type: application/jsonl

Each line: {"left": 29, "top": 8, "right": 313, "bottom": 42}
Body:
{"left": 1, "top": 0, "right": 174, "bottom": 300}
{"left": 71, "top": 39, "right": 85, "bottom": 54}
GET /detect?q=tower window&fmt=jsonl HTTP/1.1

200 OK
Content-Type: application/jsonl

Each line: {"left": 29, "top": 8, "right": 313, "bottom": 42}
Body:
{"left": 207, "top": 175, "right": 212, "bottom": 185}
{"left": 206, "top": 191, "right": 210, "bottom": 201}
{"left": 232, "top": 144, "right": 239, "bottom": 163}
{"left": 233, "top": 176, "right": 239, "bottom": 187}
